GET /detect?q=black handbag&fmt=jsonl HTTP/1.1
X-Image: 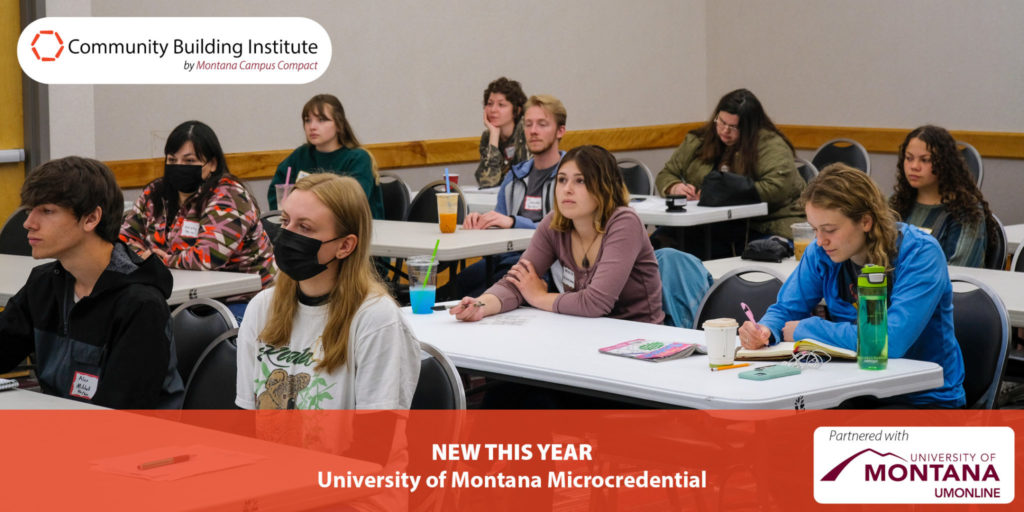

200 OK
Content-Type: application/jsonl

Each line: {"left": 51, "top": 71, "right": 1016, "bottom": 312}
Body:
{"left": 698, "top": 169, "right": 760, "bottom": 207}
{"left": 741, "top": 236, "right": 794, "bottom": 263}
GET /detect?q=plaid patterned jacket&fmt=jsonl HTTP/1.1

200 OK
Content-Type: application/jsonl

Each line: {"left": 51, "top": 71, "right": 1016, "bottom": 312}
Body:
{"left": 120, "top": 177, "right": 277, "bottom": 288}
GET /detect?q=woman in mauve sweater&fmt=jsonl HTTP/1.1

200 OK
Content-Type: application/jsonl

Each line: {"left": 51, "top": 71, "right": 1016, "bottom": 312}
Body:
{"left": 450, "top": 145, "right": 663, "bottom": 324}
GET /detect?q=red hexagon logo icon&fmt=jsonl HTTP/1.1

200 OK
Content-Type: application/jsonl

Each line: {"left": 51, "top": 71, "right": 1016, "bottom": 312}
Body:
{"left": 31, "top": 30, "right": 64, "bottom": 61}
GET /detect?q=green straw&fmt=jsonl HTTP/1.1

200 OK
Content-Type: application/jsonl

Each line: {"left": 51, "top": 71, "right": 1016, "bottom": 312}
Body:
{"left": 423, "top": 239, "right": 440, "bottom": 284}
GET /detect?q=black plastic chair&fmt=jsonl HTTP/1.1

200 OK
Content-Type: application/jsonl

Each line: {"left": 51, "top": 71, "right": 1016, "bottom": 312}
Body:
{"left": 406, "top": 180, "right": 468, "bottom": 224}
{"left": 171, "top": 298, "right": 238, "bottom": 384}
{"left": 985, "top": 214, "right": 1006, "bottom": 270}
{"left": 1012, "top": 239, "right": 1024, "bottom": 273}
{"left": 0, "top": 208, "right": 31, "bottom": 256}
{"left": 411, "top": 341, "right": 466, "bottom": 409}
{"left": 380, "top": 173, "right": 411, "bottom": 222}
{"left": 693, "top": 267, "right": 785, "bottom": 330}
{"left": 795, "top": 157, "right": 818, "bottom": 184}
{"left": 811, "top": 138, "right": 871, "bottom": 175}
{"left": 616, "top": 157, "right": 654, "bottom": 195}
{"left": 183, "top": 327, "right": 239, "bottom": 409}
{"left": 950, "top": 274, "right": 1010, "bottom": 409}
{"left": 957, "top": 140, "right": 984, "bottom": 188}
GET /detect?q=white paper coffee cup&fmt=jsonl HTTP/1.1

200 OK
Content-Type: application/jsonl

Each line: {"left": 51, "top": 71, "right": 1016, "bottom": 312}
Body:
{"left": 703, "top": 317, "right": 738, "bottom": 367}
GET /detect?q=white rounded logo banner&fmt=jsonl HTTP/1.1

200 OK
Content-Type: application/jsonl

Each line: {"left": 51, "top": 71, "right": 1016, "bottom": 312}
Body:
{"left": 18, "top": 17, "right": 332, "bottom": 84}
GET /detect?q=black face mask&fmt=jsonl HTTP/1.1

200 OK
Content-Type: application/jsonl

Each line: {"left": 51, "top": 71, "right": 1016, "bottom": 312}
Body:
{"left": 274, "top": 228, "right": 343, "bottom": 282}
{"left": 164, "top": 164, "right": 205, "bottom": 194}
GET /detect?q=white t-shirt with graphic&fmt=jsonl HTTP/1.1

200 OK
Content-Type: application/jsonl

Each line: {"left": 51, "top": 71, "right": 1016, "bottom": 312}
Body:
{"left": 235, "top": 289, "right": 421, "bottom": 410}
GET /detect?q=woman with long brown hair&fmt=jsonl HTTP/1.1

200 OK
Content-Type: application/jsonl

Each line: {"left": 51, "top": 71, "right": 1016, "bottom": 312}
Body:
{"left": 451, "top": 145, "right": 663, "bottom": 324}
{"left": 266, "top": 94, "right": 383, "bottom": 218}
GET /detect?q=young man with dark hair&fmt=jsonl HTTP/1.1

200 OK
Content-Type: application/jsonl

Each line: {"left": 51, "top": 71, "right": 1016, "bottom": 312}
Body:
{"left": 0, "top": 156, "right": 183, "bottom": 408}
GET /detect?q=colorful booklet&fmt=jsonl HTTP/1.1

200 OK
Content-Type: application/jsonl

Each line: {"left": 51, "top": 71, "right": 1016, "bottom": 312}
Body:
{"left": 735, "top": 339, "right": 856, "bottom": 361}
{"left": 599, "top": 339, "right": 704, "bottom": 362}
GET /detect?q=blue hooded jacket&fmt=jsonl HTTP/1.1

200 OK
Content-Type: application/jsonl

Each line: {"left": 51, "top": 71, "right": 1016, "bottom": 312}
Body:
{"left": 759, "top": 223, "right": 966, "bottom": 407}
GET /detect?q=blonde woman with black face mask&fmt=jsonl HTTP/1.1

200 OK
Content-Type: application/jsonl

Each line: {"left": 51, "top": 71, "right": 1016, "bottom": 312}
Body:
{"left": 236, "top": 173, "right": 419, "bottom": 411}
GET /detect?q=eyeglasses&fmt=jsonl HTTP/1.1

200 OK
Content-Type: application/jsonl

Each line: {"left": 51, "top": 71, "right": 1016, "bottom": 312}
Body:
{"left": 715, "top": 116, "right": 740, "bottom": 134}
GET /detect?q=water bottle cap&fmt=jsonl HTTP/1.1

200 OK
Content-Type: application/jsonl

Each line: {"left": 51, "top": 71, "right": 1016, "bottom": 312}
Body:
{"left": 858, "top": 264, "right": 886, "bottom": 287}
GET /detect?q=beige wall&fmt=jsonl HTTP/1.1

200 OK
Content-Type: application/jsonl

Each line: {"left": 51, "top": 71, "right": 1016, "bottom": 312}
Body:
{"left": 45, "top": 1, "right": 1024, "bottom": 222}
{"left": 74, "top": 0, "right": 706, "bottom": 160}
{"left": 704, "top": 0, "right": 1024, "bottom": 223}
{"left": 706, "top": 0, "right": 1024, "bottom": 130}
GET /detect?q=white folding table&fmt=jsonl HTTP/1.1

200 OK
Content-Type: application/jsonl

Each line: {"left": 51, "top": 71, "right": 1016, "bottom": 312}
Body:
{"left": 0, "top": 254, "right": 262, "bottom": 307}
{"left": 370, "top": 219, "right": 534, "bottom": 260}
{"left": 403, "top": 306, "right": 943, "bottom": 409}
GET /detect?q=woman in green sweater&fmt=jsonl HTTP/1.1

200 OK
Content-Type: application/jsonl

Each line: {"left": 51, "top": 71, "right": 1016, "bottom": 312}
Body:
{"left": 653, "top": 89, "right": 805, "bottom": 258}
{"left": 267, "top": 94, "right": 384, "bottom": 219}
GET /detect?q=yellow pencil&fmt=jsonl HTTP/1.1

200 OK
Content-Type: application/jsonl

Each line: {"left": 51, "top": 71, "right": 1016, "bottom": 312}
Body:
{"left": 710, "top": 363, "right": 751, "bottom": 372}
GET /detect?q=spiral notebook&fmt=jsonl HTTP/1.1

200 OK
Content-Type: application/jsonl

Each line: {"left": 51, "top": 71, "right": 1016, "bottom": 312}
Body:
{"left": 0, "top": 378, "right": 19, "bottom": 391}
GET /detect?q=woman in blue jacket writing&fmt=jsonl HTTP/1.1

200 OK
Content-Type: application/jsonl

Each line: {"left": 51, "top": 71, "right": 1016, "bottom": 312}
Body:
{"left": 738, "top": 164, "right": 965, "bottom": 408}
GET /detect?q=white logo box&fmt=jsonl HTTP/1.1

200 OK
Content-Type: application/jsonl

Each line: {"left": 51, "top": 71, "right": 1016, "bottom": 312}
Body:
{"left": 814, "top": 426, "right": 1014, "bottom": 504}
{"left": 18, "top": 17, "right": 332, "bottom": 84}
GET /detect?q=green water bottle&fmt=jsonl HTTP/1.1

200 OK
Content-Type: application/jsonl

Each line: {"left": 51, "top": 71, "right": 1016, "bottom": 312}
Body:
{"left": 857, "top": 264, "right": 888, "bottom": 370}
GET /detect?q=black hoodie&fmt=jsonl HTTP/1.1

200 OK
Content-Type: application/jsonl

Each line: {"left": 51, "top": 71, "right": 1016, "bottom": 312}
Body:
{"left": 0, "top": 243, "right": 184, "bottom": 408}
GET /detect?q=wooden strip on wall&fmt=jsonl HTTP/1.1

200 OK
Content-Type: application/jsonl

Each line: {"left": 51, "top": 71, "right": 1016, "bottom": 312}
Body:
{"left": 107, "top": 123, "right": 1024, "bottom": 188}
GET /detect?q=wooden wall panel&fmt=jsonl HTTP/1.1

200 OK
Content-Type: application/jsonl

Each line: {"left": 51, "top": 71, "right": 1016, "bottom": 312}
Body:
{"left": 106, "top": 123, "right": 1024, "bottom": 188}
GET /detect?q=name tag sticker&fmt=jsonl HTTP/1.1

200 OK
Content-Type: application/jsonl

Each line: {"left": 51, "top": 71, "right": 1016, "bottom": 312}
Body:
{"left": 70, "top": 371, "right": 99, "bottom": 400}
{"left": 297, "top": 170, "right": 312, "bottom": 181}
{"left": 562, "top": 267, "right": 576, "bottom": 291}
{"left": 181, "top": 220, "right": 201, "bottom": 238}
{"left": 524, "top": 196, "right": 543, "bottom": 211}
{"left": 504, "top": 146, "right": 516, "bottom": 160}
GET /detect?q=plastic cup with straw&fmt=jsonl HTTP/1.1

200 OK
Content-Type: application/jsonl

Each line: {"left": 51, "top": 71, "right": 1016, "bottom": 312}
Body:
{"left": 409, "top": 239, "right": 440, "bottom": 314}
{"left": 437, "top": 168, "right": 458, "bottom": 233}
{"left": 275, "top": 166, "right": 293, "bottom": 209}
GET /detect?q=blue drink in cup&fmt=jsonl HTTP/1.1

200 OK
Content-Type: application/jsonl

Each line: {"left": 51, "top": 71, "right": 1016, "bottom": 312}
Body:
{"left": 407, "top": 255, "right": 438, "bottom": 314}
{"left": 410, "top": 285, "right": 436, "bottom": 314}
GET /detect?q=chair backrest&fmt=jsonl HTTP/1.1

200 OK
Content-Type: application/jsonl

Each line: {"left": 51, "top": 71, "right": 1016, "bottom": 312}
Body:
{"left": 379, "top": 173, "right": 411, "bottom": 221}
{"left": 985, "top": 213, "right": 1006, "bottom": 270}
{"left": 260, "top": 210, "right": 282, "bottom": 243}
{"left": 794, "top": 157, "right": 819, "bottom": 184}
{"left": 811, "top": 138, "right": 871, "bottom": 175}
{"left": 1011, "top": 238, "right": 1024, "bottom": 273}
{"left": 949, "top": 274, "right": 1010, "bottom": 409}
{"left": 411, "top": 341, "right": 466, "bottom": 409}
{"left": 407, "top": 181, "right": 468, "bottom": 224}
{"left": 171, "top": 298, "right": 238, "bottom": 384}
{"left": 616, "top": 157, "right": 654, "bottom": 196}
{"left": 0, "top": 208, "right": 32, "bottom": 256}
{"left": 693, "top": 266, "right": 785, "bottom": 330}
{"left": 183, "top": 327, "right": 239, "bottom": 409}
{"left": 957, "top": 140, "right": 984, "bottom": 188}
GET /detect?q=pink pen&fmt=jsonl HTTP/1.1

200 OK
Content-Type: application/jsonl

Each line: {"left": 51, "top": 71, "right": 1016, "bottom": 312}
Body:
{"left": 740, "top": 302, "right": 757, "bottom": 324}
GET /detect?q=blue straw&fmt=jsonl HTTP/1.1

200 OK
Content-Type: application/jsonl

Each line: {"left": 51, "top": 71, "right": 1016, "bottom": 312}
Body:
{"left": 444, "top": 167, "right": 450, "bottom": 193}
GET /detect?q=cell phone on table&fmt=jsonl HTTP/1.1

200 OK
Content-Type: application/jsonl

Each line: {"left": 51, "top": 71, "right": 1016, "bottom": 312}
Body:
{"left": 738, "top": 364, "right": 801, "bottom": 380}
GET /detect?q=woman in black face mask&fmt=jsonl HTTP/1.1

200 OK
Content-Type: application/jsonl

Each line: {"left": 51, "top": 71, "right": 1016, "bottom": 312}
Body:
{"left": 235, "top": 173, "right": 420, "bottom": 411}
{"left": 120, "top": 121, "right": 278, "bottom": 301}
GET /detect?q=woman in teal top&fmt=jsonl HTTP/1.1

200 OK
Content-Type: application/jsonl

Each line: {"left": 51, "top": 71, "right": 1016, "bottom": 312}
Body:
{"left": 267, "top": 94, "right": 384, "bottom": 219}
{"left": 889, "top": 125, "right": 996, "bottom": 267}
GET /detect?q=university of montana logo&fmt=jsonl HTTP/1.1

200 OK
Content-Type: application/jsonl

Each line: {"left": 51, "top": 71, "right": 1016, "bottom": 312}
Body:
{"left": 813, "top": 427, "right": 1013, "bottom": 504}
